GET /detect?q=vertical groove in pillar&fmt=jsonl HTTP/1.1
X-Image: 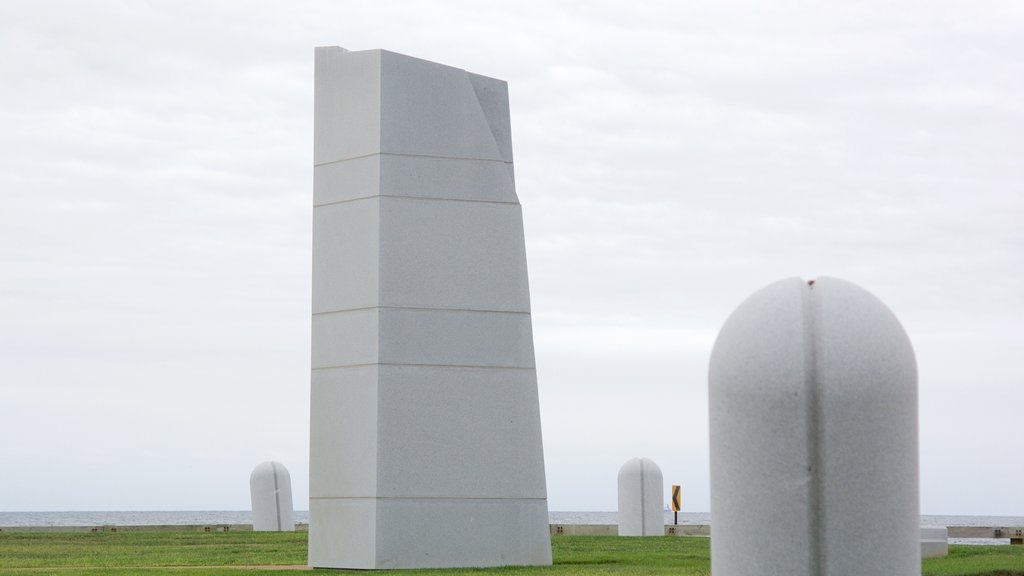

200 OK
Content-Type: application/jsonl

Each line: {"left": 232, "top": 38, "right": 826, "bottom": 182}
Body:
{"left": 710, "top": 277, "right": 917, "bottom": 576}
{"left": 271, "top": 462, "right": 282, "bottom": 531}
{"left": 803, "top": 283, "right": 823, "bottom": 576}
{"left": 639, "top": 461, "right": 646, "bottom": 535}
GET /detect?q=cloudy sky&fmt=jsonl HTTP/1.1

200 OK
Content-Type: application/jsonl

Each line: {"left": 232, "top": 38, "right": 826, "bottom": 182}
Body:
{"left": 1, "top": 1, "right": 1022, "bottom": 516}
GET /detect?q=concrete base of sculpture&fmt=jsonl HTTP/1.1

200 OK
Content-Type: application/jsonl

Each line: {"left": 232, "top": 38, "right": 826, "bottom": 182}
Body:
{"left": 308, "top": 47, "right": 551, "bottom": 569}
{"left": 617, "top": 458, "right": 663, "bottom": 536}
{"left": 250, "top": 462, "right": 295, "bottom": 532}
{"left": 921, "top": 527, "right": 949, "bottom": 558}
{"left": 309, "top": 500, "right": 551, "bottom": 568}
{"left": 709, "top": 277, "right": 919, "bottom": 576}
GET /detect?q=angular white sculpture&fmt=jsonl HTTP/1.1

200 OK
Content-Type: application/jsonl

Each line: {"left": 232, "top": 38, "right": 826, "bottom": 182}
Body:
{"left": 617, "top": 457, "right": 664, "bottom": 536}
{"left": 250, "top": 461, "right": 295, "bottom": 532}
{"left": 709, "top": 277, "right": 919, "bottom": 576}
{"left": 309, "top": 47, "right": 551, "bottom": 569}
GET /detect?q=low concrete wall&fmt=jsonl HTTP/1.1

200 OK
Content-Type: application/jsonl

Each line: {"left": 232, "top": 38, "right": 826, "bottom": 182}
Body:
{"left": 550, "top": 524, "right": 618, "bottom": 536}
{"left": 666, "top": 524, "right": 711, "bottom": 536}
{"left": 947, "top": 526, "right": 1023, "bottom": 540}
{"left": 2, "top": 523, "right": 1019, "bottom": 544}
{"left": 549, "top": 524, "right": 710, "bottom": 536}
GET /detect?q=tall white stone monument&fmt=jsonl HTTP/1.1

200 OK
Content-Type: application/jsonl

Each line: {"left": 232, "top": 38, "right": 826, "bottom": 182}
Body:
{"left": 709, "top": 277, "right": 919, "bottom": 576}
{"left": 250, "top": 461, "right": 295, "bottom": 532}
{"left": 617, "top": 457, "right": 664, "bottom": 536}
{"left": 309, "top": 47, "right": 551, "bottom": 569}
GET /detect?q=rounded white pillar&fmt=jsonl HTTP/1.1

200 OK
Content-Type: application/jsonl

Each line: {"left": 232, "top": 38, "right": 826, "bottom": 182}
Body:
{"left": 250, "top": 461, "right": 295, "bottom": 532}
{"left": 709, "top": 277, "right": 918, "bottom": 576}
{"left": 617, "top": 457, "right": 663, "bottom": 536}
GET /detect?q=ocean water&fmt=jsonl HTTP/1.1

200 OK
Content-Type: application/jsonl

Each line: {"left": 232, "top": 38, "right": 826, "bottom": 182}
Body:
{"left": 1, "top": 510, "right": 677, "bottom": 527}
{"left": 2, "top": 510, "right": 1021, "bottom": 545}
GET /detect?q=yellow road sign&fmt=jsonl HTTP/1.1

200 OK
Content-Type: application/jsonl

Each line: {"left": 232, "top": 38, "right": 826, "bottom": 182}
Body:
{"left": 671, "top": 485, "right": 681, "bottom": 512}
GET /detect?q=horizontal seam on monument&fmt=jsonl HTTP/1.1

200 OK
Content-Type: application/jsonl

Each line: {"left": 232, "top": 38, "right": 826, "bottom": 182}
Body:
{"left": 379, "top": 195, "right": 518, "bottom": 206}
{"left": 314, "top": 152, "right": 511, "bottom": 167}
{"left": 312, "top": 307, "right": 531, "bottom": 316}
{"left": 314, "top": 152, "right": 377, "bottom": 166}
{"left": 380, "top": 152, "right": 511, "bottom": 164}
{"left": 311, "top": 363, "right": 379, "bottom": 369}
{"left": 313, "top": 363, "right": 537, "bottom": 371}
{"left": 314, "top": 195, "right": 520, "bottom": 209}
{"left": 314, "top": 195, "right": 378, "bottom": 208}
{"left": 312, "top": 306, "right": 378, "bottom": 314}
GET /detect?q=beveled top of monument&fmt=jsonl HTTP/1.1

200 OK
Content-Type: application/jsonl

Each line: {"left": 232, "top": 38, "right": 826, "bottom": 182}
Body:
{"left": 314, "top": 47, "right": 513, "bottom": 167}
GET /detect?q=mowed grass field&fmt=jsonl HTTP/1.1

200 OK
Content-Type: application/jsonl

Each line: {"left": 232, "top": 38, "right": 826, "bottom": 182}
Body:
{"left": 0, "top": 531, "right": 1022, "bottom": 575}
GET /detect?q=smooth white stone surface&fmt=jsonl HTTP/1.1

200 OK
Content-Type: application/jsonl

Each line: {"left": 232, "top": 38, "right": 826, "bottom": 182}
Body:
{"left": 311, "top": 306, "right": 535, "bottom": 371}
{"left": 313, "top": 155, "right": 380, "bottom": 207}
{"left": 380, "top": 155, "right": 516, "bottom": 202}
{"left": 378, "top": 197, "right": 530, "bottom": 311}
{"left": 374, "top": 365, "right": 547, "bottom": 498}
{"left": 309, "top": 366, "right": 378, "bottom": 498}
{"left": 309, "top": 498, "right": 377, "bottom": 569}
{"left": 249, "top": 461, "right": 295, "bottom": 532}
{"left": 465, "top": 73, "right": 514, "bottom": 162}
{"left": 310, "top": 308, "right": 379, "bottom": 369}
{"left": 313, "top": 47, "right": 380, "bottom": 165}
{"left": 310, "top": 497, "right": 550, "bottom": 570}
{"left": 314, "top": 48, "right": 515, "bottom": 164}
{"left": 378, "top": 51, "right": 506, "bottom": 162}
{"left": 377, "top": 308, "right": 535, "bottom": 367}
{"left": 310, "top": 46, "right": 550, "bottom": 569}
{"left": 372, "top": 498, "right": 552, "bottom": 568}
{"left": 920, "top": 540, "right": 949, "bottom": 559}
{"left": 709, "top": 277, "right": 918, "bottom": 576}
{"left": 314, "top": 155, "right": 517, "bottom": 207}
{"left": 311, "top": 198, "right": 379, "bottom": 314}
{"left": 920, "top": 527, "right": 949, "bottom": 558}
{"left": 617, "top": 457, "right": 664, "bottom": 536}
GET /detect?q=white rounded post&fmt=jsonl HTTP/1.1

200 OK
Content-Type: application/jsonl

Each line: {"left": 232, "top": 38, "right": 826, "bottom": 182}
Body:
{"left": 250, "top": 461, "right": 295, "bottom": 532}
{"left": 709, "top": 277, "right": 918, "bottom": 576}
{"left": 617, "top": 457, "right": 664, "bottom": 536}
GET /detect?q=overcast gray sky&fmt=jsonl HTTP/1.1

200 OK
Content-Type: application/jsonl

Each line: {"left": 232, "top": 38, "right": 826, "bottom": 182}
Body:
{"left": 1, "top": 1, "right": 1022, "bottom": 516}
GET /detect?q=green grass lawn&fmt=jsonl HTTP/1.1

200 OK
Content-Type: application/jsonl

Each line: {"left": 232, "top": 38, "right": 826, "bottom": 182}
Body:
{"left": 0, "top": 531, "right": 1021, "bottom": 575}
